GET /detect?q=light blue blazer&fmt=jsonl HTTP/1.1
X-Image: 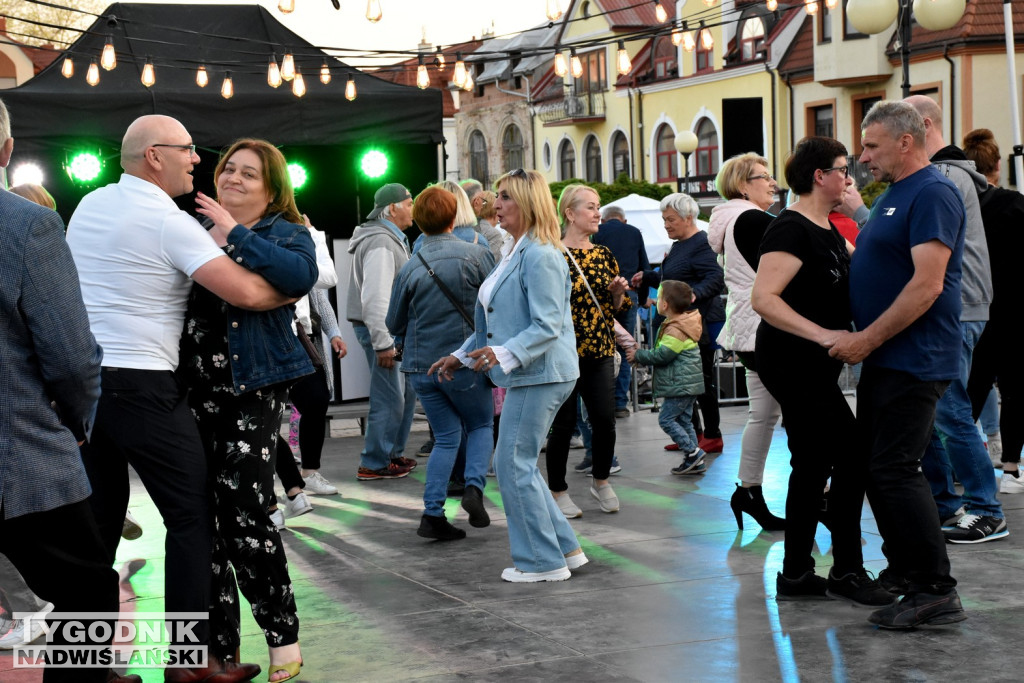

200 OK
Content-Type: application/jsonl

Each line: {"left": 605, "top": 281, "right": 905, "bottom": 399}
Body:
{"left": 460, "top": 235, "right": 579, "bottom": 388}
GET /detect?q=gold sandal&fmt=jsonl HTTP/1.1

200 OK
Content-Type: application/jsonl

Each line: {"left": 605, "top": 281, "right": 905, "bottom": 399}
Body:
{"left": 267, "top": 659, "right": 302, "bottom": 682}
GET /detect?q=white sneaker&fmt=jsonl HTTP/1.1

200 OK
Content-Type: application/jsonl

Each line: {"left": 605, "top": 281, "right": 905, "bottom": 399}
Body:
{"left": 303, "top": 471, "right": 339, "bottom": 495}
{"left": 0, "top": 604, "right": 52, "bottom": 649}
{"left": 565, "top": 551, "right": 589, "bottom": 570}
{"left": 569, "top": 436, "right": 585, "bottom": 449}
{"left": 501, "top": 566, "right": 571, "bottom": 582}
{"left": 1000, "top": 472, "right": 1024, "bottom": 494}
{"left": 554, "top": 492, "right": 582, "bottom": 519}
{"left": 988, "top": 432, "right": 1003, "bottom": 467}
{"left": 269, "top": 508, "right": 285, "bottom": 528}
{"left": 285, "top": 491, "right": 314, "bottom": 517}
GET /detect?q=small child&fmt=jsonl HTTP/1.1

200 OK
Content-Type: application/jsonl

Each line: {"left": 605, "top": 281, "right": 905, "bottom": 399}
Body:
{"left": 626, "top": 281, "right": 707, "bottom": 475}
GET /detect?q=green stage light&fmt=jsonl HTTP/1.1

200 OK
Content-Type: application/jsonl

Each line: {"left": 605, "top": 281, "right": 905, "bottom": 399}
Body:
{"left": 360, "top": 150, "right": 388, "bottom": 179}
{"left": 288, "top": 162, "right": 308, "bottom": 190}
{"left": 68, "top": 152, "right": 102, "bottom": 183}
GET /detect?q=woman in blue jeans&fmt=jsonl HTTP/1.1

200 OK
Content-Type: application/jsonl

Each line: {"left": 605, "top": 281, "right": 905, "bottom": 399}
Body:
{"left": 386, "top": 186, "right": 496, "bottom": 539}
{"left": 431, "top": 169, "right": 585, "bottom": 582}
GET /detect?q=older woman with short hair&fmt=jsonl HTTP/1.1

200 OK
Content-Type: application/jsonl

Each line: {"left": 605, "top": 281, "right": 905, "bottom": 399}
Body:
{"left": 751, "top": 136, "right": 890, "bottom": 607}
{"left": 707, "top": 153, "right": 785, "bottom": 530}
{"left": 632, "top": 193, "right": 725, "bottom": 461}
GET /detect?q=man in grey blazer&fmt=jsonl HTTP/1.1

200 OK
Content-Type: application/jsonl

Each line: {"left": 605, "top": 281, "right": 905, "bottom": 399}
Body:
{"left": 0, "top": 99, "right": 138, "bottom": 682}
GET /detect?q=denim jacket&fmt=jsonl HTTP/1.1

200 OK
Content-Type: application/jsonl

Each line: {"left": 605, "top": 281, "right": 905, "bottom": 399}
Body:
{"left": 386, "top": 234, "right": 495, "bottom": 373}
{"left": 221, "top": 212, "right": 318, "bottom": 393}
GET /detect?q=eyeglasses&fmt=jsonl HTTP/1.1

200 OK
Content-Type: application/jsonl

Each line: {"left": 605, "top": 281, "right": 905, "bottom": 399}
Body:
{"left": 508, "top": 168, "right": 527, "bottom": 179}
{"left": 821, "top": 165, "right": 849, "bottom": 177}
{"left": 746, "top": 173, "right": 774, "bottom": 182}
{"left": 152, "top": 143, "right": 197, "bottom": 155}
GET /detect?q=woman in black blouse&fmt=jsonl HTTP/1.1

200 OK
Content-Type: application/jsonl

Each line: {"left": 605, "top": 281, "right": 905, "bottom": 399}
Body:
{"left": 546, "top": 184, "right": 628, "bottom": 518}
{"left": 751, "top": 137, "right": 891, "bottom": 607}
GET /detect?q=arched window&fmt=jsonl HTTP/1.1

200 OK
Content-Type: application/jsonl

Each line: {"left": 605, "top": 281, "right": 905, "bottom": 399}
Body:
{"left": 542, "top": 141, "right": 552, "bottom": 169}
{"left": 584, "top": 136, "right": 602, "bottom": 182}
{"left": 695, "top": 118, "right": 719, "bottom": 176}
{"left": 559, "top": 140, "right": 576, "bottom": 180}
{"left": 655, "top": 124, "right": 677, "bottom": 183}
{"left": 740, "top": 17, "right": 766, "bottom": 61}
{"left": 502, "top": 124, "right": 524, "bottom": 172}
{"left": 611, "top": 131, "right": 630, "bottom": 179}
{"left": 653, "top": 36, "right": 677, "bottom": 79}
{"left": 469, "top": 130, "right": 488, "bottom": 184}
{"left": 696, "top": 27, "right": 714, "bottom": 73}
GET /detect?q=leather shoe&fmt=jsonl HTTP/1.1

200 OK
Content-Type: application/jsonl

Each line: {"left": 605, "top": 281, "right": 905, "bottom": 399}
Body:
{"left": 108, "top": 671, "right": 143, "bottom": 683}
{"left": 164, "top": 655, "right": 261, "bottom": 682}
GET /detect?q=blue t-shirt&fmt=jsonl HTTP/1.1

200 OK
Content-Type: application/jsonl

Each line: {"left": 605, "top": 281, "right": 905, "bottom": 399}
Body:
{"left": 850, "top": 165, "right": 965, "bottom": 381}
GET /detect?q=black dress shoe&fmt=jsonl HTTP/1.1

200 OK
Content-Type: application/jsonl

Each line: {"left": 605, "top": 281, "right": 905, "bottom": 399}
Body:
{"left": 461, "top": 485, "right": 490, "bottom": 528}
{"left": 417, "top": 514, "right": 466, "bottom": 540}
{"left": 164, "top": 655, "right": 261, "bottom": 682}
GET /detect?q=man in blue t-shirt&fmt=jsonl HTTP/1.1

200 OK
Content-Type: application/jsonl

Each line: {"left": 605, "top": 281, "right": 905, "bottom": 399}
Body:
{"left": 829, "top": 101, "right": 966, "bottom": 630}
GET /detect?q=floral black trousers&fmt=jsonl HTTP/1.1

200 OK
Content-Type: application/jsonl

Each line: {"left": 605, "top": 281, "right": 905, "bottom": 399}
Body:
{"left": 190, "top": 385, "right": 299, "bottom": 657}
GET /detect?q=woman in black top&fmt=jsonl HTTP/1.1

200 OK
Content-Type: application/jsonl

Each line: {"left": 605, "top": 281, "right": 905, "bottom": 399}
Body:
{"left": 751, "top": 137, "right": 891, "bottom": 606}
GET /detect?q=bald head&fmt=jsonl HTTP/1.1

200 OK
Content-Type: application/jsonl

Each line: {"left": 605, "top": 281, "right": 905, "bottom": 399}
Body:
{"left": 120, "top": 115, "right": 198, "bottom": 197}
{"left": 121, "top": 115, "right": 186, "bottom": 170}
{"left": 904, "top": 95, "right": 945, "bottom": 154}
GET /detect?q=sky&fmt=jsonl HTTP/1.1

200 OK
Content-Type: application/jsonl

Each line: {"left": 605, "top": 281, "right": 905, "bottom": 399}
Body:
{"left": 129, "top": 0, "right": 561, "bottom": 67}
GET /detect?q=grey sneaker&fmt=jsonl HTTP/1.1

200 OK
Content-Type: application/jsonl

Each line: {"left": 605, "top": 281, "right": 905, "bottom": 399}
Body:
{"left": 574, "top": 459, "right": 593, "bottom": 474}
{"left": 555, "top": 492, "right": 582, "bottom": 519}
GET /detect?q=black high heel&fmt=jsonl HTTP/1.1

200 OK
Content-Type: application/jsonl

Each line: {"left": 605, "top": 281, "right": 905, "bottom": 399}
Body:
{"left": 730, "top": 484, "right": 786, "bottom": 531}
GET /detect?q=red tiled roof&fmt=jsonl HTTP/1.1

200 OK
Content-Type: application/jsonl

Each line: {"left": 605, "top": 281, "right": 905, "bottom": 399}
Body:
{"left": 593, "top": 0, "right": 675, "bottom": 30}
{"left": 372, "top": 38, "right": 482, "bottom": 117}
{"left": 905, "top": 0, "right": 1024, "bottom": 47}
{"left": 0, "top": 17, "right": 61, "bottom": 75}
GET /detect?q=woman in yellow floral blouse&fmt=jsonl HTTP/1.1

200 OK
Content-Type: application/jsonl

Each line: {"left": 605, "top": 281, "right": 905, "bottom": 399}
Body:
{"left": 546, "top": 184, "right": 629, "bottom": 517}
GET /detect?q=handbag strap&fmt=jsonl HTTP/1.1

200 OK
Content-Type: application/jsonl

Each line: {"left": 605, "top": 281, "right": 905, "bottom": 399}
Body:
{"left": 416, "top": 251, "right": 475, "bottom": 327}
{"left": 563, "top": 245, "right": 609, "bottom": 326}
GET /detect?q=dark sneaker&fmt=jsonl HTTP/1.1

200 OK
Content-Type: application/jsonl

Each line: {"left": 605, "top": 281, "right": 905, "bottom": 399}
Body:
{"left": 615, "top": 408, "right": 630, "bottom": 418}
{"left": 868, "top": 590, "right": 967, "bottom": 629}
{"left": 392, "top": 456, "right": 418, "bottom": 470}
{"left": 447, "top": 479, "right": 466, "bottom": 497}
{"left": 826, "top": 569, "right": 898, "bottom": 607}
{"left": 940, "top": 506, "right": 966, "bottom": 530}
{"left": 357, "top": 463, "right": 413, "bottom": 480}
{"left": 671, "top": 448, "right": 705, "bottom": 475}
{"left": 943, "top": 514, "right": 1009, "bottom": 544}
{"left": 678, "top": 462, "right": 708, "bottom": 476}
{"left": 574, "top": 459, "right": 593, "bottom": 474}
{"left": 878, "top": 568, "right": 909, "bottom": 596}
{"left": 417, "top": 439, "right": 434, "bottom": 457}
{"left": 776, "top": 571, "right": 829, "bottom": 601}
{"left": 461, "top": 485, "right": 490, "bottom": 528}
{"left": 417, "top": 514, "right": 466, "bottom": 541}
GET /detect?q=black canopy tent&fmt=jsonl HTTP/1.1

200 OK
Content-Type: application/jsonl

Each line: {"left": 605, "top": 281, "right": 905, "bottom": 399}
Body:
{"left": 2, "top": 2, "right": 442, "bottom": 234}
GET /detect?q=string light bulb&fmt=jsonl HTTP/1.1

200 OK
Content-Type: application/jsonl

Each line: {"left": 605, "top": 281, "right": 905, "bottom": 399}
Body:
{"left": 86, "top": 60, "right": 100, "bottom": 86}
{"left": 416, "top": 56, "right": 430, "bottom": 89}
{"left": 345, "top": 75, "right": 357, "bottom": 101}
{"left": 546, "top": 0, "right": 563, "bottom": 21}
{"left": 825, "top": 0, "right": 839, "bottom": 8}
{"left": 436, "top": 46, "right": 446, "bottom": 70}
{"left": 570, "top": 49, "right": 583, "bottom": 79}
{"left": 553, "top": 51, "right": 567, "bottom": 77}
{"left": 683, "top": 29, "right": 696, "bottom": 52}
{"left": 320, "top": 60, "right": 331, "bottom": 84}
{"left": 365, "top": 0, "right": 383, "bottom": 22}
{"left": 453, "top": 52, "right": 466, "bottom": 87}
{"left": 61, "top": 56, "right": 74, "bottom": 78}
{"left": 196, "top": 64, "right": 209, "bottom": 87}
{"left": 616, "top": 41, "right": 631, "bottom": 76}
{"left": 221, "top": 71, "right": 234, "bottom": 99}
{"left": 267, "top": 56, "right": 282, "bottom": 87}
{"left": 278, "top": 0, "right": 295, "bottom": 13}
{"left": 805, "top": 0, "right": 819, "bottom": 15}
{"left": 141, "top": 57, "right": 155, "bottom": 87}
{"left": 463, "top": 69, "right": 474, "bottom": 92}
{"left": 654, "top": 1, "right": 668, "bottom": 23}
{"left": 281, "top": 52, "right": 295, "bottom": 81}
{"left": 100, "top": 35, "right": 116, "bottom": 71}
{"left": 292, "top": 69, "right": 306, "bottom": 97}
{"left": 700, "top": 24, "right": 714, "bottom": 50}
{"left": 766, "top": 0, "right": 778, "bottom": 10}
{"left": 702, "top": 0, "right": 718, "bottom": 6}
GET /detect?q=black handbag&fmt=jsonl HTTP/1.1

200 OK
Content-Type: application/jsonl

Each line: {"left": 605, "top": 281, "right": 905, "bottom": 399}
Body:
{"left": 295, "top": 320, "right": 325, "bottom": 370}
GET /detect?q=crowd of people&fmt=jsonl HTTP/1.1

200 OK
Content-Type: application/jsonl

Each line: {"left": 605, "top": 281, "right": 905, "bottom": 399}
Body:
{"left": 1, "top": 92, "right": 1022, "bottom": 682}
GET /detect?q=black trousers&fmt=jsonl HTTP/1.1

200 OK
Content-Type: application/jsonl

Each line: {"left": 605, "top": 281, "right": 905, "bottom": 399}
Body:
{"left": 546, "top": 355, "right": 617, "bottom": 488}
{"left": 691, "top": 341, "right": 722, "bottom": 439}
{"left": 757, "top": 335, "right": 865, "bottom": 577}
{"left": 289, "top": 366, "right": 331, "bottom": 471}
{"left": 0, "top": 500, "right": 119, "bottom": 682}
{"left": 858, "top": 366, "right": 956, "bottom": 594}
{"left": 80, "top": 368, "right": 213, "bottom": 646}
{"left": 967, "top": 319, "right": 1023, "bottom": 464}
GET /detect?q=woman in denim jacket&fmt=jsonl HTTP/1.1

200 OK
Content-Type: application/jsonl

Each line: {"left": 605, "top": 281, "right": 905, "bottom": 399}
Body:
{"left": 431, "top": 169, "right": 585, "bottom": 583}
{"left": 180, "top": 139, "right": 316, "bottom": 682}
{"left": 387, "top": 186, "right": 496, "bottom": 540}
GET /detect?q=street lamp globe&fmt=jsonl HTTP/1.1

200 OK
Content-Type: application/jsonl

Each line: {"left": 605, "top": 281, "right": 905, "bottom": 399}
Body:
{"left": 674, "top": 130, "right": 698, "bottom": 156}
{"left": 913, "top": 0, "right": 966, "bottom": 31}
{"left": 846, "top": 0, "right": 898, "bottom": 34}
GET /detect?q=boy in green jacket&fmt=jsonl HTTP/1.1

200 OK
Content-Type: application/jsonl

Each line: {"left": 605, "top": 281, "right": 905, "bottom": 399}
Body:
{"left": 627, "top": 280, "right": 707, "bottom": 475}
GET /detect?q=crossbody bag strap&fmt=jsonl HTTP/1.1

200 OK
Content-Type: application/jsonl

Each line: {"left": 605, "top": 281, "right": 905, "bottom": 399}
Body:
{"left": 416, "top": 251, "right": 475, "bottom": 327}
{"left": 563, "top": 245, "right": 609, "bottom": 325}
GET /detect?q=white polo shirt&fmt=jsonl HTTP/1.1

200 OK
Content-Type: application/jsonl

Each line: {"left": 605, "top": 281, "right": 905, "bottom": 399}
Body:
{"left": 67, "top": 173, "right": 225, "bottom": 371}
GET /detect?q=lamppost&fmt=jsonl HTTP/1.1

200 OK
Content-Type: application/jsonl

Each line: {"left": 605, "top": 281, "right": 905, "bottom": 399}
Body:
{"left": 674, "top": 130, "right": 698, "bottom": 194}
{"left": 846, "top": 0, "right": 966, "bottom": 98}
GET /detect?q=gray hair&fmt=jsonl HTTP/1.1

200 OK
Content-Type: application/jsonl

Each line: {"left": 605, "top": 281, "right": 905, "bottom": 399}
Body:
{"left": 0, "top": 98, "right": 9, "bottom": 145}
{"left": 660, "top": 192, "right": 699, "bottom": 220}
{"left": 381, "top": 204, "right": 393, "bottom": 221}
{"left": 862, "top": 101, "right": 926, "bottom": 148}
{"left": 460, "top": 178, "right": 483, "bottom": 199}
{"left": 601, "top": 205, "right": 625, "bottom": 221}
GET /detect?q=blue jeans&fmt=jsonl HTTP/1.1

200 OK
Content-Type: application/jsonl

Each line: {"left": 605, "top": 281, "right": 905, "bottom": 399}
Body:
{"left": 979, "top": 387, "right": 999, "bottom": 435}
{"left": 659, "top": 396, "right": 698, "bottom": 452}
{"left": 409, "top": 370, "right": 493, "bottom": 517}
{"left": 922, "top": 321, "right": 1002, "bottom": 519}
{"left": 353, "top": 325, "right": 416, "bottom": 471}
{"left": 496, "top": 381, "right": 580, "bottom": 572}
{"left": 614, "top": 292, "right": 638, "bottom": 409}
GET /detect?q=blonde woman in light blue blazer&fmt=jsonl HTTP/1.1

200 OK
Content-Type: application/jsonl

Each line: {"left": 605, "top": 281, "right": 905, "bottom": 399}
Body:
{"left": 430, "top": 169, "right": 586, "bottom": 582}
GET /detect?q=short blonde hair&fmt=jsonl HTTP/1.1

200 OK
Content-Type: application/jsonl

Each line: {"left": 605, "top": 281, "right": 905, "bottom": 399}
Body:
{"left": 437, "top": 179, "right": 478, "bottom": 228}
{"left": 495, "top": 169, "right": 561, "bottom": 245}
{"left": 716, "top": 153, "right": 769, "bottom": 200}
{"left": 556, "top": 183, "right": 599, "bottom": 233}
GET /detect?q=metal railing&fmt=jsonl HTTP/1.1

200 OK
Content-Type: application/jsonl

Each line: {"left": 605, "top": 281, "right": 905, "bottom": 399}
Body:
{"left": 536, "top": 92, "right": 606, "bottom": 124}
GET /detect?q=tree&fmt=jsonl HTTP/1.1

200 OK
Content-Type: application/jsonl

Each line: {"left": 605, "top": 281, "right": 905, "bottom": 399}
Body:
{"left": 0, "top": 0, "right": 106, "bottom": 48}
